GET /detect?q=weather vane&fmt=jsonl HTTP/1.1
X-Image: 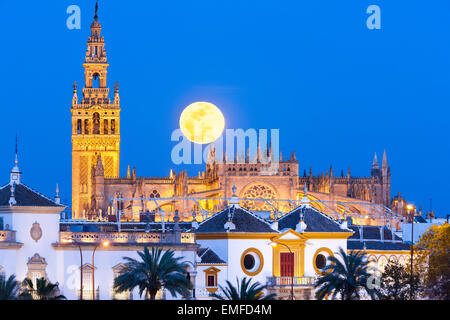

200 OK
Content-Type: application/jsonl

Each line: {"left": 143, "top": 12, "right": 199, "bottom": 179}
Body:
{"left": 94, "top": 1, "right": 99, "bottom": 20}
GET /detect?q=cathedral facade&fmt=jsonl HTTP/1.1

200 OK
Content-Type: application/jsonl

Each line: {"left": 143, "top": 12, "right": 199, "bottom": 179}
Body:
{"left": 71, "top": 12, "right": 406, "bottom": 228}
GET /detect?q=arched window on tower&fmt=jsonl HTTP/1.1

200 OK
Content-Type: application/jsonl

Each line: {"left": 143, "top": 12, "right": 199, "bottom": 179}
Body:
{"left": 104, "top": 119, "right": 108, "bottom": 134}
{"left": 93, "top": 113, "right": 100, "bottom": 134}
{"left": 84, "top": 119, "right": 89, "bottom": 134}
{"left": 111, "top": 119, "right": 115, "bottom": 134}
{"left": 77, "top": 119, "right": 82, "bottom": 134}
{"left": 92, "top": 73, "right": 100, "bottom": 88}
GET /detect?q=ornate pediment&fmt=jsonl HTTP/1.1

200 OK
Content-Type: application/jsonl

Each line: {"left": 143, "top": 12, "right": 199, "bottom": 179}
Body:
{"left": 27, "top": 253, "right": 47, "bottom": 266}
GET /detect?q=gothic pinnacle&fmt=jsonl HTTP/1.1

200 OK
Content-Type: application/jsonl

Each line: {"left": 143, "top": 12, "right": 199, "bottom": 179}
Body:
{"left": 382, "top": 150, "right": 388, "bottom": 168}
{"left": 372, "top": 152, "right": 379, "bottom": 169}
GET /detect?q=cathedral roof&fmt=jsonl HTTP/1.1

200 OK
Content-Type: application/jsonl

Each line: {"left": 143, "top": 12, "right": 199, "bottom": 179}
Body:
{"left": 0, "top": 183, "right": 63, "bottom": 207}
{"left": 347, "top": 240, "right": 411, "bottom": 251}
{"left": 347, "top": 225, "right": 410, "bottom": 251}
{"left": 196, "top": 205, "right": 277, "bottom": 233}
{"left": 277, "top": 206, "right": 351, "bottom": 233}
{"left": 348, "top": 225, "right": 403, "bottom": 241}
{"left": 197, "top": 247, "right": 226, "bottom": 264}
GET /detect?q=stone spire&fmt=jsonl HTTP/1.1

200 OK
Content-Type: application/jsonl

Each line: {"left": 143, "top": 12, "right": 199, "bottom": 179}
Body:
{"left": 72, "top": 81, "right": 78, "bottom": 105}
{"left": 55, "top": 184, "right": 61, "bottom": 204}
{"left": 10, "top": 135, "right": 21, "bottom": 186}
{"left": 371, "top": 152, "right": 380, "bottom": 176}
{"left": 94, "top": 155, "right": 104, "bottom": 176}
{"left": 372, "top": 152, "right": 379, "bottom": 169}
{"left": 381, "top": 150, "right": 388, "bottom": 177}
{"left": 382, "top": 150, "right": 388, "bottom": 169}
{"left": 113, "top": 81, "right": 120, "bottom": 105}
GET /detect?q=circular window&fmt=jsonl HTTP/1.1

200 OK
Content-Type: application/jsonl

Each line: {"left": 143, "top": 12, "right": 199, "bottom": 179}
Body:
{"left": 313, "top": 248, "right": 334, "bottom": 275}
{"left": 243, "top": 254, "right": 256, "bottom": 270}
{"left": 241, "top": 248, "right": 264, "bottom": 276}
{"left": 315, "top": 254, "right": 327, "bottom": 270}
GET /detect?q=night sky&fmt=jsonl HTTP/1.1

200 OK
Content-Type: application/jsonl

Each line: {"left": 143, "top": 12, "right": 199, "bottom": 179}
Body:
{"left": 0, "top": 1, "right": 448, "bottom": 216}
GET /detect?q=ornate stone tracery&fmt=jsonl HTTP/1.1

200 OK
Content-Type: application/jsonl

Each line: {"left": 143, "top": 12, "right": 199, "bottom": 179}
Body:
{"left": 240, "top": 183, "right": 278, "bottom": 211}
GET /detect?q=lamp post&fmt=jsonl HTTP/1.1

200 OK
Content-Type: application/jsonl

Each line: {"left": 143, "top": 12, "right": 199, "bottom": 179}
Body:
{"left": 406, "top": 204, "right": 414, "bottom": 300}
{"left": 62, "top": 238, "right": 83, "bottom": 300}
{"left": 269, "top": 237, "right": 294, "bottom": 300}
{"left": 92, "top": 239, "right": 110, "bottom": 300}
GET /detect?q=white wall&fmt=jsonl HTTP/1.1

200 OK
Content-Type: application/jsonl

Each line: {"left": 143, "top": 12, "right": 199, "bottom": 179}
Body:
{"left": 304, "top": 238, "right": 347, "bottom": 277}
{"left": 0, "top": 210, "right": 61, "bottom": 285}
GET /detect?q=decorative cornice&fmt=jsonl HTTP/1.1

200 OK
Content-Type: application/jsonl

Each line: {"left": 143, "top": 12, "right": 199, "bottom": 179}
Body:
{"left": 196, "top": 232, "right": 276, "bottom": 240}
{"left": 52, "top": 242, "right": 199, "bottom": 251}
{"left": 0, "top": 242, "right": 23, "bottom": 249}
{"left": 0, "top": 205, "right": 65, "bottom": 214}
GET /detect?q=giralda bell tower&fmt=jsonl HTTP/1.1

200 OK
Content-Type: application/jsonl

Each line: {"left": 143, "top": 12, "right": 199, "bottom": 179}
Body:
{"left": 71, "top": 4, "right": 120, "bottom": 219}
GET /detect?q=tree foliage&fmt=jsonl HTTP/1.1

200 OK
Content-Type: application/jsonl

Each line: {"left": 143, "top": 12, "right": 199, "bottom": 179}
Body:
{"left": 414, "top": 223, "right": 450, "bottom": 300}
{"left": 210, "top": 277, "right": 276, "bottom": 300}
{"left": 0, "top": 273, "right": 21, "bottom": 300}
{"left": 113, "top": 246, "right": 192, "bottom": 300}
{"left": 379, "top": 260, "right": 421, "bottom": 300}
{"left": 314, "top": 247, "right": 378, "bottom": 300}
{"left": 20, "top": 277, "right": 66, "bottom": 300}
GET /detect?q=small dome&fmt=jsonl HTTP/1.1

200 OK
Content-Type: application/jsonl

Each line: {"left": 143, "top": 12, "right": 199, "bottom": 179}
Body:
{"left": 91, "top": 20, "right": 101, "bottom": 28}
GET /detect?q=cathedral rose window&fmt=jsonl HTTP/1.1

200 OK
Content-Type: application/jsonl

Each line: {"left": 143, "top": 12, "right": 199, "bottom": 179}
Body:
{"left": 240, "top": 184, "right": 277, "bottom": 211}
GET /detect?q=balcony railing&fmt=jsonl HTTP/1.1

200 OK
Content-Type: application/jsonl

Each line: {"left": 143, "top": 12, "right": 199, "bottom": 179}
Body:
{"left": 111, "top": 290, "right": 133, "bottom": 300}
{"left": 195, "top": 287, "right": 225, "bottom": 298}
{"left": 59, "top": 231, "right": 195, "bottom": 244}
{"left": 267, "top": 276, "right": 315, "bottom": 287}
{"left": 0, "top": 230, "right": 16, "bottom": 242}
{"left": 78, "top": 289, "right": 100, "bottom": 300}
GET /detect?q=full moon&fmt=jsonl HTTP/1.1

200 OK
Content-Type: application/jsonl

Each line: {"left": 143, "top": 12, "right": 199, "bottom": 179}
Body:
{"left": 180, "top": 102, "right": 225, "bottom": 144}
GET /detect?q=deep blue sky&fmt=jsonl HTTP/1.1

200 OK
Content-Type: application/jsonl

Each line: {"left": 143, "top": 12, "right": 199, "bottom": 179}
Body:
{"left": 0, "top": 1, "right": 448, "bottom": 216}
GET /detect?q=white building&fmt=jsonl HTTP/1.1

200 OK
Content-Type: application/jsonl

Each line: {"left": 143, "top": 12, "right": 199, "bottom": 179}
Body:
{"left": 0, "top": 154, "right": 412, "bottom": 300}
{"left": 0, "top": 154, "right": 198, "bottom": 300}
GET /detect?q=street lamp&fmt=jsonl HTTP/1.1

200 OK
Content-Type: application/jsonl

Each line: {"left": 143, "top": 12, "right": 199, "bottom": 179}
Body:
{"left": 269, "top": 237, "right": 294, "bottom": 300}
{"left": 406, "top": 204, "right": 414, "bottom": 300}
{"left": 92, "top": 240, "right": 110, "bottom": 300}
{"left": 62, "top": 238, "right": 84, "bottom": 300}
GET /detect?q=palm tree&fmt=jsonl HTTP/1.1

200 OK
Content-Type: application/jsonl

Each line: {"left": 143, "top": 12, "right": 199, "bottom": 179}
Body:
{"left": 210, "top": 277, "right": 276, "bottom": 300}
{"left": 113, "top": 246, "right": 192, "bottom": 300}
{"left": 0, "top": 273, "right": 21, "bottom": 300}
{"left": 314, "top": 247, "right": 379, "bottom": 300}
{"left": 21, "top": 278, "right": 66, "bottom": 300}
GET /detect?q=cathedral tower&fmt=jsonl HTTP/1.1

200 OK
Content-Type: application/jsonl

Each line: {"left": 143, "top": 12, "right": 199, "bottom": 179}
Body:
{"left": 71, "top": 4, "right": 120, "bottom": 218}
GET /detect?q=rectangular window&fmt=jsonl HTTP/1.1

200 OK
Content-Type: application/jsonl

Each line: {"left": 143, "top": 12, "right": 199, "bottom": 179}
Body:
{"left": 207, "top": 275, "right": 216, "bottom": 287}
{"left": 280, "top": 252, "right": 294, "bottom": 277}
{"left": 82, "top": 272, "right": 93, "bottom": 291}
{"left": 31, "top": 271, "right": 42, "bottom": 287}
